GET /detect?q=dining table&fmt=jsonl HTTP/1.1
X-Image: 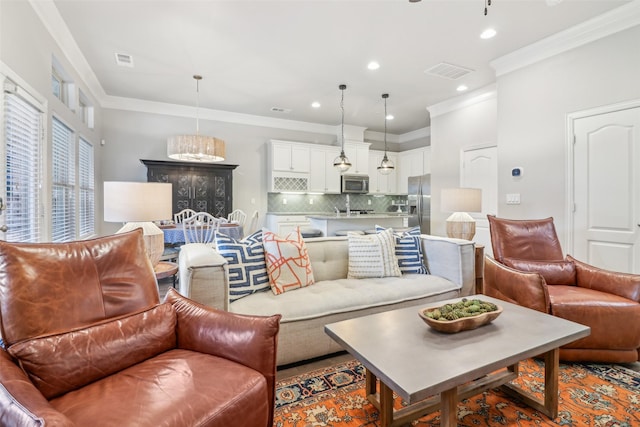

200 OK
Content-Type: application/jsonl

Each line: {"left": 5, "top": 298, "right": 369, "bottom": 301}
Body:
{"left": 162, "top": 223, "right": 244, "bottom": 244}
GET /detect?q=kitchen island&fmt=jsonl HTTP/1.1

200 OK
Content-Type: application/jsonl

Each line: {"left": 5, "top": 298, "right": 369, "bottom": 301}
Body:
{"left": 306, "top": 213, "right": 410, "bottom": 236}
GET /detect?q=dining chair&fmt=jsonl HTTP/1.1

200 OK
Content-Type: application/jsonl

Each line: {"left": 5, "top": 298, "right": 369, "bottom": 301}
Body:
{"left": 245, "top": 210, "right": 260, "bottom": 236}
{"left": 174, "top": 208, "right": 196, "bottom": 224}
{"left": 183, "top": 212, "right": 222, "bottom": 244}
{"left": 227, "top": 209, "right": 248, "bottom": 227}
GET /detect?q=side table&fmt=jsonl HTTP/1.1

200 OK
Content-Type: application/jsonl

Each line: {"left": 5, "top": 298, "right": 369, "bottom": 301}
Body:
{"left": 474, "top": 244, "right": 484, "bottom": 294}
{"left": 154, "top": 261, "right": 179, "bottom": 289}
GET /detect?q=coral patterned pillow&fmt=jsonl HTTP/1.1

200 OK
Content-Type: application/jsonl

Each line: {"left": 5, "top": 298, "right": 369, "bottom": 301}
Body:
{"left": 262, "top": 228, "right": 315, "bottom": 295}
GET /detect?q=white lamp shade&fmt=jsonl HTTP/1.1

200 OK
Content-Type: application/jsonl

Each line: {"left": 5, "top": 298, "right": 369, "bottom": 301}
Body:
{"left": 104, "top": 182, "right": 172, "bottom": 267}
{"left": 441, "top": 188, "right": 482, "bottom": 213}
{"left": 104, "top": 182, "right": 173, "bottom": 222}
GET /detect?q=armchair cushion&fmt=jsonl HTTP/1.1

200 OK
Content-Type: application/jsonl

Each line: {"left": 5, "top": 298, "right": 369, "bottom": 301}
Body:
{"left": 9, "top": 303, "right": 176, "bottom": 399}
{"left": 502, "top": 258, "right": 576, "bottom": 286}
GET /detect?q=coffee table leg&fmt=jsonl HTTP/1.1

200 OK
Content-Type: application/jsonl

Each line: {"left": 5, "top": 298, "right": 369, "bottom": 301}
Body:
{"left": 379, "top": 381, "right": 394, "bottom": 427}
{"left": 500, "top": 348, "right": 560, "bottom": 419}
{"left": 440, "top": 387, "right": 458, "bottom": 427}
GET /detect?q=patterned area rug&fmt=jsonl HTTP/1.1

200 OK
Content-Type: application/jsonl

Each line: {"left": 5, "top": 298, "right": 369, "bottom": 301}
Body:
{"left": 274, "top": 358, "right": 640, "bottom": 426}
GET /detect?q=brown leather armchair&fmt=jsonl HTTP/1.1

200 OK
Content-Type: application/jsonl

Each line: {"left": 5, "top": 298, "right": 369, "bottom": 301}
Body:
{"left": 484, "top": 215, "right": 640, "bottom": 363}
{"left": 0, "top": 230, "right": 281, "bottom": 427}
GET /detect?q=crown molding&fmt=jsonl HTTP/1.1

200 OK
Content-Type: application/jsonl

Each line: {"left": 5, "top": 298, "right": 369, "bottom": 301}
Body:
{"left": 29, "top": 0, "right": 107, "bottom": 103}
{"left": 491, "top": 0, "right": 640, "bottom": 77}
{"left": 102, "top": 95, "right": 340, "bottom": 135}
{"left": 427, "top": 84, "right": 496, "bottom": 119}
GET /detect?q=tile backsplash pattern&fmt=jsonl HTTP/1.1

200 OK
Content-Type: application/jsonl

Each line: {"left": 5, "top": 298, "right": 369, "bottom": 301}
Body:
{"left": 268, "top": 193, "right": 409, "bottom": 214}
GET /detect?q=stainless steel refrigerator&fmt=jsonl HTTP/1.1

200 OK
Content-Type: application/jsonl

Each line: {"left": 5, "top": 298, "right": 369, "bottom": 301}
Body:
{"left": 407, "top": 174, "right": 431, "bottom": 234}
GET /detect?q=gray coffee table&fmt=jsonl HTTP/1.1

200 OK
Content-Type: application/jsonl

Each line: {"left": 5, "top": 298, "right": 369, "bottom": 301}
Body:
{"left": 324, "top": 295, "right": 590, "bottom": 427}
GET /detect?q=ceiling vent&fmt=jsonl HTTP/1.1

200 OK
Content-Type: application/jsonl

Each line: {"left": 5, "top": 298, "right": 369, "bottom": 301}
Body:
{"left": 424, "top": 62, "right": 473, "bottom": 80}
{"left": 115, "top": 53, "right": 134, "bottom": 68}
{"left": 270, "top": 107, "right": 292, "bottom": 113}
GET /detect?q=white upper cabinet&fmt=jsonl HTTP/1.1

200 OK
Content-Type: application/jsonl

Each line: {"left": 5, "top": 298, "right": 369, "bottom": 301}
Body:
{"left": 343, "top": 141, "right": 370, "bottom": 175}
{"left": 268, "top": 140, "right": 310, "bottom": 192}
{"left": 397, "top": 146, "right": 431, "bottom": 194}
{"left": 309, "top": 146, "right": 341, "bottom": 193}
{"left": 270, "top": 140, "right": 310, "bottom": 173}
{"left": 368, "top": 150, "right": 397, "bottom": 195}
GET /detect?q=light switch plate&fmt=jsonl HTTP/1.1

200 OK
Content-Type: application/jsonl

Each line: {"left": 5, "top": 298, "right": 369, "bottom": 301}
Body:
{"left": 506, "top": 193, "right": 521, "bottom": 204}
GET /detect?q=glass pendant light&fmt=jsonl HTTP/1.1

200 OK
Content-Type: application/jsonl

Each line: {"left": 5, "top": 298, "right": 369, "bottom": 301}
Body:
{"left": 377, "top": 93, "right": 394, "bottom": 175}
{"left": 333, "top": 84, "right": 352, "bottom": 173}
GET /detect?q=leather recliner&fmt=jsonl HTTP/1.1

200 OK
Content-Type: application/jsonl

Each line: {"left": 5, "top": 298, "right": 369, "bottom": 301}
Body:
{"left": 0, "top": 230, "right": 281, "bottom": 426}
{"left": 484, "top": 215, "right": 640, "bottom": 363}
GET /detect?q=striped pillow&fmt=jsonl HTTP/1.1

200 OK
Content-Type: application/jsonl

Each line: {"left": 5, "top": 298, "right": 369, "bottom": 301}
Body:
{"left": 348, "top": 228, "right": 401, "bottom": 278}
{"left": 375, "top": 225, "right": 429, "bottom": 274}
{"left": 215, "top": 230, "right": 270, "bottom": 302}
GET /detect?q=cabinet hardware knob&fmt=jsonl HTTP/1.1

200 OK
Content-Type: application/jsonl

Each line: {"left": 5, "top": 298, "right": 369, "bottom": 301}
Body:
{"left": 0, "top": 225, "right": 8, "bottom": 232}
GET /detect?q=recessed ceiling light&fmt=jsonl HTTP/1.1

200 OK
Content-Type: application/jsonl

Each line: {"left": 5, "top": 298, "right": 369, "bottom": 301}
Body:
{"left": 367, "top": 61, "right": 380, "bottom": 70}
{"left": 480, "top": 28, "right": 497, "bottom": 39}
{"left": 457, "top": 85, "right": 468, "bottom": 92}
{"left": 311, "top": 101, "right": 321, "bottom": 108}
{"left": 386, "top": 114, "right": 394, "bottom": 120}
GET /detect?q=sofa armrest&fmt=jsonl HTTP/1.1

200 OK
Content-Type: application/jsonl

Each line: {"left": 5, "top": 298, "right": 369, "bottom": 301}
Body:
{"left": 165, "top": 289, "right": 281, "bottom": 419}
{"left": 484, "top": 256, "right": 551, "bottom": 313}
{"left": 420, "top": 235, "right": 475, "bottom": 296}
{"left": 178, "top": 243, "right": 229, "bottom": 311}
{"left": 569, "top": 255, "right": 640, "bottom": 302}
{"left": 0, "top": 350, "right": 74, "bottom": 426}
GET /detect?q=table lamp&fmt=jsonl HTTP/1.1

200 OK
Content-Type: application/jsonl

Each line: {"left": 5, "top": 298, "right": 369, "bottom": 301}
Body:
{"left": 104, "top": 182, "right": 172, "bottom": 267}
{"left": 441, "top": 188, "right": 482, "bottom": 240}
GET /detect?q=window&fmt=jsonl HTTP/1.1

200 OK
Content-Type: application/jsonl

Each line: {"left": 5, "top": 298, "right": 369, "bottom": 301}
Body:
{"left": 3, "top": 83, "right": 44, "bottom": 243}
{"left": 51, "top": 117, "right": 76, "bottom": 242}
{"left": 78, "top": 138, "right": 95, "bottom": 237}
{"left": 78, "top": 89, "right": 94, "bottom": 129}
{"left": 51, "top": 55, "right": 75, "bottom": 111}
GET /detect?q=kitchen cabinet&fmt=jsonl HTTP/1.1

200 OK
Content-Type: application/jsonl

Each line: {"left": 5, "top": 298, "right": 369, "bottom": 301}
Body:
{"left": 309, "top": 146, "right": 341, "bottom": 193}
{"left": 265, "top": 214, "right": 311, "bottom": 235}
{"left": 368, "top": 150, "right": 397, "bottom": 194}
{"left": 343, "top": 141, "right": 370, "bottom": 175}
{"left": 397, "top": 146, "right": 431, "bottom": 194}
{"left": 141, "top": 159, "right": 237, "bottom": 218}
{"left": 268, "top": 140, "right": 310, "bottom": 192}
{"left": 270, "top": 140, "right": 310, "bottom": 173}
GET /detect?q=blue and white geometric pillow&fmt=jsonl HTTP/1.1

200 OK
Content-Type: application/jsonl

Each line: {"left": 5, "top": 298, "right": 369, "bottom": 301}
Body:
{"left": 375, "top": 225, "right": 429, "bottom": 275}
{"left": 215, "top": 230, "right": 270, "bottom": 302}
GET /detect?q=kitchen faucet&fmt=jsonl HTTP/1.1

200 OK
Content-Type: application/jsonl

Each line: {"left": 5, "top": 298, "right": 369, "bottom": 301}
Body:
{"left": 345, "top": 194, "right": 350, "bottom": 217}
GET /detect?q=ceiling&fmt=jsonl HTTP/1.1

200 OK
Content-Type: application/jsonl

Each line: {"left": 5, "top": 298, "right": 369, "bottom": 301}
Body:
{"left": 51, "top": 0, "right": 629, "bottom": 137}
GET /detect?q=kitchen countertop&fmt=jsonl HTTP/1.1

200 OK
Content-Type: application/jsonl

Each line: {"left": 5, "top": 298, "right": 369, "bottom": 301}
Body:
{"left": 306, "top": 213, "right": 409, "bottom": 220}
{"left": 267, "top": 212, "right": 412, "bottom": 217}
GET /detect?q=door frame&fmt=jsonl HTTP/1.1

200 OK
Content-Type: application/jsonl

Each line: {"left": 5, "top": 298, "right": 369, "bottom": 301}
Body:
{"left": 566, "top": 98, "right": 640, "bottom": 253}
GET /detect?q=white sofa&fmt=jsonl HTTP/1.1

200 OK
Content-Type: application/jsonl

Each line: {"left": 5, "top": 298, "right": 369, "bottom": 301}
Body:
{"left": 178, "top": 235, "right": 476, "bottom": 366}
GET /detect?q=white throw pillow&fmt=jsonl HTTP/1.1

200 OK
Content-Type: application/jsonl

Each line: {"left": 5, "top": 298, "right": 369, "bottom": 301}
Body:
{"left": 347, "top": 228, "right": 401, "bottom": 278}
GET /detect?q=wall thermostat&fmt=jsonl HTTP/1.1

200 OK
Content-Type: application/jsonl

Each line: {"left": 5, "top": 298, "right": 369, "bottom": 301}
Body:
{"left": 511, "top": 167, "right": 523, "bottom": 177}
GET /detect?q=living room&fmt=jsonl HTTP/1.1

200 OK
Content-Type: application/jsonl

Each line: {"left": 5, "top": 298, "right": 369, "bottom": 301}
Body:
{"left": 1, "top": 1, "right": 640, "bottom": 426}
{"left": 1, "top": 0, "right": 639, "bottom": 256}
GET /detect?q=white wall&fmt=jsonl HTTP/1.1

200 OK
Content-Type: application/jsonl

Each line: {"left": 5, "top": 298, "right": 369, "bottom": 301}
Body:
{"left": 429, "top": 92, "right": 498, "bottom": 238}
{"left": 496, "top": 25, "right": 640, "bottom": 248}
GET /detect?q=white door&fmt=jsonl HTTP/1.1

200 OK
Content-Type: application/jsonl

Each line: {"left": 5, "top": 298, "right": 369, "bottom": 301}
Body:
{"left": 461, "top": 145, "right": 498, "bottom": 255}
{"left": 573, "top": 107, "right": 640, "bottom": 273}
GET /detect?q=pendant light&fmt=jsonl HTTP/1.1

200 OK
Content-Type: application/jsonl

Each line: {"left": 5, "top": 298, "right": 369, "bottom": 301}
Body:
{"left": 333, "top": 84, "right": 352, "bottom": 173}
{"left": 377, "top": 93, "right": 394, "bottom": 175}
{"left": 167, "top": 75, "right": 225, "bottom": 162}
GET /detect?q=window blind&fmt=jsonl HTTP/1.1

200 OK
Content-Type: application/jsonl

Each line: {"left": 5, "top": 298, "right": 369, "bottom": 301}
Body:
{"left": 79, "top": 137, "right": 94, "bottom": 237}
{"left": 51, "top": 117, "right": 75, "bottom": 242}
{"left": 3, "top": 92, "right": 43, "bottom": 243}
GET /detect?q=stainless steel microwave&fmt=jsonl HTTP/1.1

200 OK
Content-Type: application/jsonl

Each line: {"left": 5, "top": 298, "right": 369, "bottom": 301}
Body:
{"left": 341, "top": 175, "right": 369, "bottom": 194}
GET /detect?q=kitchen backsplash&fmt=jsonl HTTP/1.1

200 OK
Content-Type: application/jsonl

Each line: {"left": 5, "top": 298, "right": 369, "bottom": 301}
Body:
{"left": 267, "top": 193, "right": 409, "bottom": 214}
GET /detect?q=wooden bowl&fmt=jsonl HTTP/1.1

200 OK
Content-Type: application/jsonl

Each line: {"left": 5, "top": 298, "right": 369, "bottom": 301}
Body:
{"left": 418, "top": 304, "right": 503, "bottom": 334}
